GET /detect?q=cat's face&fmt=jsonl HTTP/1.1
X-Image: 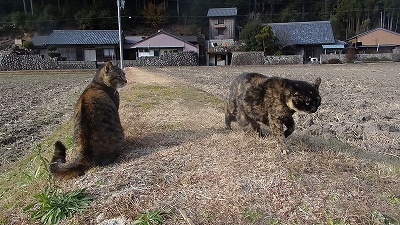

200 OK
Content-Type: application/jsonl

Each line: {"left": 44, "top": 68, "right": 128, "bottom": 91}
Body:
{"left": 287, "top": 78, "right": 321, "bottom": 113}
{"left": 101, "top": 62, "right": 127, "bottom": 89}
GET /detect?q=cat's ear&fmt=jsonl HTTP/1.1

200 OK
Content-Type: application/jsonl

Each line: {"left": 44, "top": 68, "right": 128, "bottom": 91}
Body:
{"left": 313, "top": 78, "right": 321, "bottom": 89}
{"left": 104, "top": 61, "right": 113, "bottom": 73}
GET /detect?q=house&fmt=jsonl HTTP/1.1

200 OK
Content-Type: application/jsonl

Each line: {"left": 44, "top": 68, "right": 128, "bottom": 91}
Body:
{"left": 207, "top": 7, "right": 237, "bottom": 41}
{"left": 128, "top": 30, "right": 198, "bottom": 58}
{"left": 347, "top": 28, "right": 400, "bottom": 53}
{"left": 206, "top": 7, "right": 238, "bottom": 66}
{"left": 30, "top": 35, "right": 47, "bottom": 52}
{"left": 269, "top": 21, "right": 341, "bottom": 62}
{"left": 32, "top": 30, "right": 121, "bottom": 62}
{"left": 124, "top": 36, "right": 144, "bottom": 60}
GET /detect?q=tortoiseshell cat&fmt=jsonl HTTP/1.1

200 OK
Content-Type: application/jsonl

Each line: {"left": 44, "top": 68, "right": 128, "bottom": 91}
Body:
{"left": 50, "top": 61, "right": 127, "bottom": 179}
{"left": 225, "top": 72, "right": 321, "bottom": 154}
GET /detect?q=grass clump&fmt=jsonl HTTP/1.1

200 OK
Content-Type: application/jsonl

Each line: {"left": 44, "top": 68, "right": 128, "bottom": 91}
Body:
{"left": 241, "top": 209, "right": 263, "bottom": 223}
{"left": 133, "top": 209, "right": 165, "bottom": 225}
{"left": 24, "top": 187, "right": 93, "bottom": 224}
{"left": 21, "top": 144, "right": 94, "bottom": 224}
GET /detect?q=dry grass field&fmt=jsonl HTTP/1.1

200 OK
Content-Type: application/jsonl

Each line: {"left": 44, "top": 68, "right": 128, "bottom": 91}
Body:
{"left": 1, "top": 63, "right": 400, "bottom": 224}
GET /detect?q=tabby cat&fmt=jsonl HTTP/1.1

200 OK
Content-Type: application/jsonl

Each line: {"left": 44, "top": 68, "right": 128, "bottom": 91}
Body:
{"left": 50, "top": 61, "right": 127, "bottom": 179}
{"left": 225, "top": 72, "right": 321, "bottom": 154}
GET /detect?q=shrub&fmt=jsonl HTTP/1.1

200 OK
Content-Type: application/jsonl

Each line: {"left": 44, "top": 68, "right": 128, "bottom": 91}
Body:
{"left": 345, "top": 48, "right": 356, "bottom": 63}
{"left": 47, "top": 45, "right": 57, "bottom": 52}
{"left": 47, "top": 45, "right": 61, "bottom": 59}
{"left": 327, "top": 58, "right": 341, "bottom": 64}
{"left": 48, "top": 52, "right": 61, "bottom": 58}
{"left": 363, "top": 57, "right": 379, "bottom": 62}
{"left": 380, "top": 56, "right": 391, "bottom": 61}
{"left": 22, "top": 40, "right": 34, "bottom": 52}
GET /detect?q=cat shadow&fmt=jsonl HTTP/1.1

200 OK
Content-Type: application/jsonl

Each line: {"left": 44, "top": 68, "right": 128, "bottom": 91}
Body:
{"left": 120, "top": 128, "right": 229, "bottom": 161}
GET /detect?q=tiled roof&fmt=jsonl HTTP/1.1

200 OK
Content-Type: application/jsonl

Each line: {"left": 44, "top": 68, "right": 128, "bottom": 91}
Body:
{"left": 30, "top": 35, "right": 48, "bottom": 46}
{"left": 207, "top": 8, "right": 237, "bottom": 17}
{"left": 269, "top": 21, "right": 335, "bottom": 45}
{"left": 130, "top": 30, "right": 197, "bottom": 49}
{"left": 43, "top": 30, "right": 120, "bottom": 45}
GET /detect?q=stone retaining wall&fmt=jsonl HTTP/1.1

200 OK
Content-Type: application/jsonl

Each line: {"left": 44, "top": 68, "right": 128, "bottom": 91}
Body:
{"left": 264, "top": 55, "right": 303, "bottom": 65}
{"left": 0, "top": 52, "right": 198, "bottom": 70}
{"left": 1, "top": 54, "right": 58, "bottom": 70}
{"left": 321, "top": 51, "right": 399, "bottom": 63}
{"left": 0, "top": 53, "right": 97, "bottom": 70}
{"left": 231, "top": 52, "right": 303, "bottom": 65}
{"left": 230, "top": 52, "right": 265, "bottom": 65}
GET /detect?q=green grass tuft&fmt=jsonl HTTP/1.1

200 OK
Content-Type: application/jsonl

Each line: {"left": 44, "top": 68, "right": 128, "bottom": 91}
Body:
{"left": 133, "top": 209, "right": 165, "bottom": 225}
{"left": 24, "top": 187, "right": 94, "bottom": 224}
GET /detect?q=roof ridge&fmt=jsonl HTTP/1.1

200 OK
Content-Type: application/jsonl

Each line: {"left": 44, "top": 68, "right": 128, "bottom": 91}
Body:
{"left": 130, "top": 30, "right": 197, "bottom": 49}
{"left": 268, "top": 21, "right": 330, "bottom": 25}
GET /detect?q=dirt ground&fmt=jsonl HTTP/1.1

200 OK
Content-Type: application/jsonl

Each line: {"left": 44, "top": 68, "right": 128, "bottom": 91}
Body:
{"left": 0, "top": 71, "right": 93, "bottom": 172}
{"left": 1, "top": 64, "right": 400, "bottom": 224}
{"left": 142, "top": 63, "right": 400, "bottom": 158}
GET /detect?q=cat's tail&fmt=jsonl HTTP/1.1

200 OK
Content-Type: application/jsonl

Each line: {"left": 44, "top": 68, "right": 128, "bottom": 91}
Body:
{"left": 49, "top": 141, "right": 86, "bottom": 179}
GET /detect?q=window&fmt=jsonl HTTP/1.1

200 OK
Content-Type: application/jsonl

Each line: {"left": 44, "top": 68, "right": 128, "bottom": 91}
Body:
{"left": 218, "top": 19, "right": 224, "bottom": 24}
{"left": 218, "top": 29, "right": 224, "bottom": 36}
{"left": 103, "top": 49, "right": 115, "bottom": 57}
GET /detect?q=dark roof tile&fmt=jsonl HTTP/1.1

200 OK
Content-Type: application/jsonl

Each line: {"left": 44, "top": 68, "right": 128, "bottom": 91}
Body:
{"left": 269, "top": 21, "right": 335, "bottom": 45}
{"left": 44, "top": 30, "right": 120, "bottom": 45}
{"left": 30, "top": 35, "right": 48, "bottom": 46}
{"left": 207, "top": 8, "right": 237, "bottom": 17}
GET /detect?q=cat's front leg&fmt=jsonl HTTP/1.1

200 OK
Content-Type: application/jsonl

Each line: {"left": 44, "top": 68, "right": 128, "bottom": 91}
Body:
{"left": 283, "top": 117, "right": 295, "bottom": 138}
{"left": 269, "top": 116, "right": 288, "bottom": 154}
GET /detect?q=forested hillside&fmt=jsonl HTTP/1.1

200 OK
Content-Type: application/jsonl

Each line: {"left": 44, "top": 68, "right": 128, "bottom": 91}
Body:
{"left": 0, "top": 0, "right": 399, "bottom": 40}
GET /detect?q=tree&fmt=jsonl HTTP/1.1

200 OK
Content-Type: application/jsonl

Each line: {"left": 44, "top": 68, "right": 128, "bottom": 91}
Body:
{"left": 47, "top": 45, "right": 61, "bottom": 59}
{"left": 22, "top": 40, "right": 34, "bottom": 53}
{"left": 239, "top": 21, "right": 263, "bottom": 51}
{"left": 143, "top": 3, "right": 168, "bottom": 27}
{"left": 255, "top": 25, "right": 277, "bottom": 54}
{"left": 11, "top": 11, "right": 26, "bottom": 31}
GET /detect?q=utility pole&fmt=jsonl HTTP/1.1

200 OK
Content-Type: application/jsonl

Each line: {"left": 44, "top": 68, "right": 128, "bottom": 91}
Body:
{"left": 117, "top": 0, "right": 124, "bottom": 69}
